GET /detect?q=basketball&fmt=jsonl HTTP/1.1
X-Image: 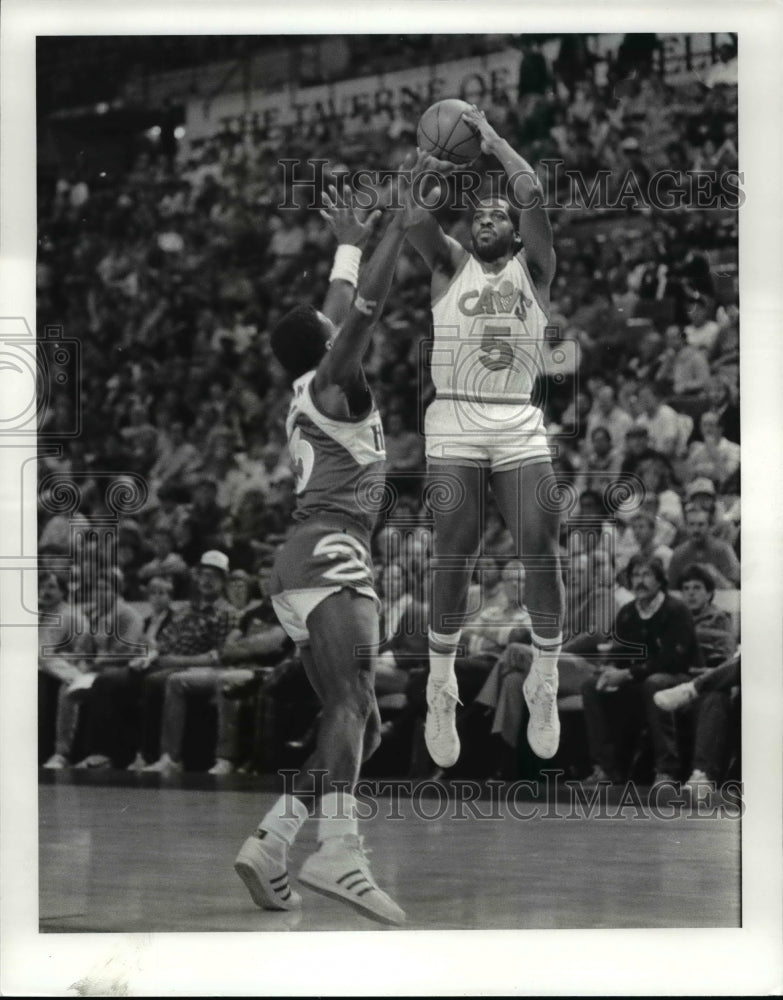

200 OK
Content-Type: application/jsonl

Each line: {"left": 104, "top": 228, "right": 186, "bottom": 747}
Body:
{"left": 417, "top": 98, "right": 482, "bottom": 164}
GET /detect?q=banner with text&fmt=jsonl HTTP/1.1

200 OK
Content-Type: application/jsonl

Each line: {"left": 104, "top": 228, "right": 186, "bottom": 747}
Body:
{"left": 184, "top": 49, "right": 521, "bottom": 143}
{"left": 183, "top": 35, "right": 725, "bottom": 145}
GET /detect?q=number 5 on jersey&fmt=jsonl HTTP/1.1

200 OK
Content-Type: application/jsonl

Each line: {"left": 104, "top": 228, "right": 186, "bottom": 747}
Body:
{"left": 479, "top": 324, "right": 514, "bottom": 371}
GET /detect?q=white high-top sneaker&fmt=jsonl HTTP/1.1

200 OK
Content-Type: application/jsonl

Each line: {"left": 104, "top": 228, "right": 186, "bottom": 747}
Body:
{"left": 299, "top": 834, "right": 405, "bottom": 926}
{"left": 234, "top": 830, "right": 302, "bottom": 911}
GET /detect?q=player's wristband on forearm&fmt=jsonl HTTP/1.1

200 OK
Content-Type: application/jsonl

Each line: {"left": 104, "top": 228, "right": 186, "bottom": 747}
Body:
{"left": 329, "top": 244, "right": 362, "bottom": 286}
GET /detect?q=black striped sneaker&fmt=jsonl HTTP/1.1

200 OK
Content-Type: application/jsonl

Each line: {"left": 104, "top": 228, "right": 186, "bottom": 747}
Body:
{"left": 298, "top": 834, "right": 405, "bottom": 926}
{"left": 234, "top": 830, "right": 302, "bottom": 911}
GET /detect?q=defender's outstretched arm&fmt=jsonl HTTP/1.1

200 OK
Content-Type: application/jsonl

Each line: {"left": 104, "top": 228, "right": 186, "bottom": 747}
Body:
{"left": 316, "top": 153, "right": 455, "bottom": 393}
{"left": 319, "top": 183, "right": 382, "bottom": 327}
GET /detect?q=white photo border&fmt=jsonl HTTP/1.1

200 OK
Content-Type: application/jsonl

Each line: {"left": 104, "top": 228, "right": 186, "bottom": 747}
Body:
{"left": 1, "top": 1, "right": 781, "bottom": 995}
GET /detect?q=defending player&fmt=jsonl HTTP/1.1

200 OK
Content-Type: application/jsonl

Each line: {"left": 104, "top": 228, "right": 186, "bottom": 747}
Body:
{"left": 405, "top": 106, "right": 565, "bottom": 768}
{"left": 234, "top": 154, "right": 451, "bottom": 926}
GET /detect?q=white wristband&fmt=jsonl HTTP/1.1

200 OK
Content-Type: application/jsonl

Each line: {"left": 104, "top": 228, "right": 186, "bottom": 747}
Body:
{"left": 329, "top": 244, "right": 362, "bottom": 287}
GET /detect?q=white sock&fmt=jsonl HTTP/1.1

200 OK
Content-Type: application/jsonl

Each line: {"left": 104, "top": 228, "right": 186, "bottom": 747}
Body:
{"left": 428, "top": 629, "right": 461, "bottom": 686}
{"left": 317, "top": 791, "right": 358, "bottom": 843}
{"left": 531, "top": 632, "right": 562, "bottom": 683}
{"left": 258, "top": 794, "right": 308, "bottom": 845}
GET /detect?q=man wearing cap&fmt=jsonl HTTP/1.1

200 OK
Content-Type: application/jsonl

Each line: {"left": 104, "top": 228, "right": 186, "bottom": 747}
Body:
{"left": 682, "top": 475, "right": 738, "bottom": 543}
{"left": 668, "top": 494, "right": 740, "bottom": 591}
{"left": 143, "top": 550, "right": 240, "bottom": 773}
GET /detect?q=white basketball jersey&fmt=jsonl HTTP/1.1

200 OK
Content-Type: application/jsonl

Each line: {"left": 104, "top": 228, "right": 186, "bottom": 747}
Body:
{"left": 430, "top": 252, "right": 550, "bottom": 404}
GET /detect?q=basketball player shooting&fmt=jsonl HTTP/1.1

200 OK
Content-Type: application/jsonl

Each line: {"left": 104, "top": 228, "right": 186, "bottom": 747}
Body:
{"left": 234, "top": 152, "right": 453, "bottom": 926}
{"left": 406, "top": 105, "right": 565, "bottom": 769}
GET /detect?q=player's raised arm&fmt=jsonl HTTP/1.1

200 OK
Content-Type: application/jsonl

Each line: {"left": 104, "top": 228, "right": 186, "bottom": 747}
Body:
{"left": 402, "top": 153, "right": 466, "bottom": 279}
{"left": 313, "top": 217, "right": 405, "bottom": 402}
{"left": 461, "top": 106, "right": 555, "bottom": 292}
{"left": 319, "top": 184, "right": 382, "bottom": 327}
{"left": 316, "top": 153, "right": 452, "bottom": 394}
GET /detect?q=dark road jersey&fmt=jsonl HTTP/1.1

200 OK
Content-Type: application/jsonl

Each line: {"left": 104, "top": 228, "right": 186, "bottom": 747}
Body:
{"left": 285, "top": 371, "right": 387, "bottom": 538}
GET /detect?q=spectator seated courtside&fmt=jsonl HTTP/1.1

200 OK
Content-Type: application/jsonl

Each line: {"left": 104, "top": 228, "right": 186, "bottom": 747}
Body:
{"left": 654, "top": 564, "right": 739, "bottom": 794}
{"left": 142, "top": 551, "right": 239, "bottom": 774}
{"left": 207, "top": 560, "right": 292, "bottom": 775}
{"left": 70, "top": 568, "right": 145, "bottom": 770}
{"left": 580, "top": 554, "right": 702, "bottom": 787}
{"left": 39, "top": 569, "right": 95, "bottom": 769}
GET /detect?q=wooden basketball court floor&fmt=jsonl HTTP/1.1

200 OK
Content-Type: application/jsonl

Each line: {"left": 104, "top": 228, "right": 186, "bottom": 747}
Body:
{"left": 39, "top": 773, "right": 740, "bottom": 933}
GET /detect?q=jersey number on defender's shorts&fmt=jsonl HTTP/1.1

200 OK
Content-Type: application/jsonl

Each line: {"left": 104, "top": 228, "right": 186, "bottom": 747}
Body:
{"left": 312, "top": 533, "right": 371, "bottom": 583}
{"left": 479, "top": 324, "right": 514, "bottom": 371}
{"left": 290, "top": 427, "right": 315, "bottom": 494}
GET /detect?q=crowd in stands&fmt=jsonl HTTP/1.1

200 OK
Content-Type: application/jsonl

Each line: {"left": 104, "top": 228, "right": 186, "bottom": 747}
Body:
{"left": 37, "top": 34, "right": 740, "bottom": 788}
